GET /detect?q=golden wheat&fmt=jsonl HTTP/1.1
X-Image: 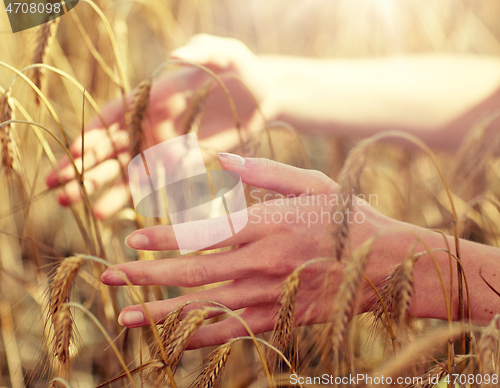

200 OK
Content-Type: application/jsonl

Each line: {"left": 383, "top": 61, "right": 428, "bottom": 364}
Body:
{"left": 128, "top": 79, "right": 152, "bottom": 157}
{"left": 32, "top": 18, "right": 60, "bottom": 105}
{"left": 191, "top": 339, "right": 236, "bottom": 388}
{"left": 0, "top": 90, "right": 20, "bottom": 176}
{"left": 332, "top": 143, "right": 368, "bottom": 260}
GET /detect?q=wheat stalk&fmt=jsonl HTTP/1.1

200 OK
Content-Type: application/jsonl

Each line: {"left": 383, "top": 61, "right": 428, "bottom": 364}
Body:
{"left": 32, "top": 18, "right": 60, "bottom": 105}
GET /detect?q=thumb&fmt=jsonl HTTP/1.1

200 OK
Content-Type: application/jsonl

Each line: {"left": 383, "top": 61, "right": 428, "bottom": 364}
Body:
{"left": 171, "top": 34, "right": 253, "bottom": 73}
{"left": 217, "top": 153, "right": 337, "bottom": 196}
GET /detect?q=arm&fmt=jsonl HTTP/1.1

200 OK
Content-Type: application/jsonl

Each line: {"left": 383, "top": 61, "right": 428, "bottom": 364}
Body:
{"left": 261, "top": 54, "right": 500, "bottom": 150}
{"left": 363, "top": 216, "right": 500, "bottom": 323}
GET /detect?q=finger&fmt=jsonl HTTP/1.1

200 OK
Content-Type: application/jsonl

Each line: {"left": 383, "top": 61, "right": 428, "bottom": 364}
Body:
{"left": 56, "top": 155, "right": 130, "bottom": 205}
{"left": 217, "top": 153, "right": 336, "bottom": 196}
{"left": 92, "top": 182, "right": 131, "bottom": 219}
{"left": 171, "top": 34, "right": 246, "bottom": 72}
{"left": 114, "top": 279, "right": 278, "bottom": 328}
{"left": 123, "top": 206, "right": 265, "bottom": 251}
{"left": 101, "top": 246, "right": 258, "bottom": 287}
{"left": 46, "top": 126, "right": 129, "bottom": 187}
{"left": 84, "top": 98, "right": 126, "bottom": 132}
{"left": 187, "top": 306, "right": 276, "bottom": 349}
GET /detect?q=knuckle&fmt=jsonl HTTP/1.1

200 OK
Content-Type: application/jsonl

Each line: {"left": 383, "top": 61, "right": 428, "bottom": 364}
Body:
{"left": 133, "top": 265, "right": 150, "bottom": 285}
{"left": 310, "top": 170, "right": 333, "bottom": 188}
{"left": 257, "top": 158, "right": 280, "bottom": 175}
{"left": 183, "top": 262, "right": 211, "bottom": 287}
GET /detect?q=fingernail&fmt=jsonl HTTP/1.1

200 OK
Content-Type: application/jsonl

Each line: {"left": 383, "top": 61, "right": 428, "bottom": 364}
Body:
{"left": 57, "top": 191, "right": 70, "bottom": 207}
{"left": 125, "top": 233, "right": 149, "bottom": 249}
{"left": 217, "top": 153, "right": 246, "bottom": 167}
{"left": 118, "top": 310, "right": 144, "bottom": 327}
{"left": 101, "top": 269, "right": 127, "bottom": 285}
{"left": 46, "top": 173, "right": 59, "bottom": 188}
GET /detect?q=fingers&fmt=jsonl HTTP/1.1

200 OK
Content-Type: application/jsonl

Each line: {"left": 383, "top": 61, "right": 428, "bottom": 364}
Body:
{"left": 171, "top": 34, "right": 253, "bottom": 73}
{"left": 187, "top": 306, "right": 276, "bottom": 349}
{"left": 218, "top": 153, "right": 337, "bottom": 196}
{"left": 123, "top": 206, "right": 264, "bottom": 251}
{"left": 56, "top": 155, "right": 129, "bottom": 205}
{"left": 84, "top": 98, "right": 126, "bottom": 132}
{"left": 113, "top": 278, "right": 279, "bottom": 328}
{"left": 101, "top": 246, "right": 257, "bottom": 287}
{"left": 92, "top": 183, "right": 131, "bottom": 219}
{"left": 46, "top": 125, "right": 129, "bottom": 188}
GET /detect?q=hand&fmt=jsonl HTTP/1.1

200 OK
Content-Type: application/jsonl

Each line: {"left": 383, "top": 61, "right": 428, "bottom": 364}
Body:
{"left": 101, "top": 154, "right": 391, "bottom": 348}
{"left": 46, "top": 34, "right": 273, "bottom": 219}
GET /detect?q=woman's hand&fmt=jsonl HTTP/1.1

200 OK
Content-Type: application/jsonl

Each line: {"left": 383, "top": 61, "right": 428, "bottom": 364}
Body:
{"left": 101, "top": 154, "right": 392, "bottom": 349}
{"left": 46, "top": 35, "right": 273, "bottom": 219}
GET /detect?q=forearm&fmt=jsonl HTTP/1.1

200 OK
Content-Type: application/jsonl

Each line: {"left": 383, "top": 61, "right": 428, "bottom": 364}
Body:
{"left": 364, "top": 212, "right": 500, "bottom": 324}
{"left": 260, "top": 54, "right": 500, "bottom": 150}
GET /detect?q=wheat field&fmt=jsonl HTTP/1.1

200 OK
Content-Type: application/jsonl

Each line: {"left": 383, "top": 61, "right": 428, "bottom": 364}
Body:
{"left": 0, "top": 0, "right": 500, "bottom": 387}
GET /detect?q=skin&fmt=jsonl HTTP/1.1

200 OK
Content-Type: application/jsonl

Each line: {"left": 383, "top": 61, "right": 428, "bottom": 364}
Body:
{"left": 101, "top": 154, "right": 500, "bottom": 349}
{"left": 46, "top": 34, "right": 500, "bottom": 348}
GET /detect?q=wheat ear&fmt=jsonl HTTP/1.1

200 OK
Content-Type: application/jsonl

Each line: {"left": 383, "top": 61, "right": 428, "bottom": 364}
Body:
{"left": 166, "top": 308, "right": 209, "bottom": 369}
{"left": 376, "top": 244, "right": 417, "bottom": 330}
{"left": 150, "top": 304, "right": 185, "bottom": 364}
{"left": 128, "top": 79, "right": 152, "bottom": 157}
{"left": 331, "top": 238, "right": 372, "bottom": 364}
{"left": 32, "top": 18, "right": 60, "bottom": 105}
{"left": 269, "top": 270, "right": 301, "bottom": 370}
{"left": 53, "top": 303, "right": 73, "bottom": 368}
{"left": 50, "top": 257, "right": 83, "bottom": 317}
{"left": 183, "top": 79, "right": 213, "bottom": 135}
{"left": 191, "top": 339, "right": 236, "bottom": 388}
{"left": 477, "top": 314, "right": 500, "bottom": 382}
{"left": 332, "top": 144, "right": 367, "bottom": 260}
{"left": 153, "top": 307, "right": 209, "bottom": 385}
{"left": 0, "top": 89, "right": 20, "bottom": 176}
